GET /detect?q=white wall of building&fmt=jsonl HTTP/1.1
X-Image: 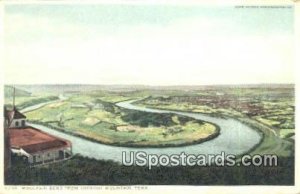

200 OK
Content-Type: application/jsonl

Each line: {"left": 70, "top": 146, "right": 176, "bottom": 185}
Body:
{"left": 27, "top": 148, "right": 72, "bottom": 164}
{"left": 10, "top": 118, "right": 26, "bottom": 128}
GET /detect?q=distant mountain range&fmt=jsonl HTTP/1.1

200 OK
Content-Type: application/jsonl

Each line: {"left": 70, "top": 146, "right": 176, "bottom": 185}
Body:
{"left": 5, "top": 84, "right": 294, "bottom": 95}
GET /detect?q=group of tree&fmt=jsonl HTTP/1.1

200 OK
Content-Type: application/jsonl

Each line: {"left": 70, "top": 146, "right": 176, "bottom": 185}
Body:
{"left": 6, "top": 155, "right": 294, "bottom": 185}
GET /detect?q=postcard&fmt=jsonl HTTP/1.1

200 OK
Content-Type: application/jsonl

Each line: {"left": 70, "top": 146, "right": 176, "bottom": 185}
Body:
{"left": 0, "top": 0, "right": 299, "bottom": 194}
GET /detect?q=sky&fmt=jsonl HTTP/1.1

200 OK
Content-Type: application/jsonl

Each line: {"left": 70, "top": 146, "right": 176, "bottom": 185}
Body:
{"left": 4, "top": 4, "right": 295, "bottom": 85}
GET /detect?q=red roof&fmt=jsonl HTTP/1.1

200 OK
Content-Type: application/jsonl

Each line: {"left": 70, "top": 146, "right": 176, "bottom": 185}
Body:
{"left": 9, "top": 126, "right": 71, "bottom": 154}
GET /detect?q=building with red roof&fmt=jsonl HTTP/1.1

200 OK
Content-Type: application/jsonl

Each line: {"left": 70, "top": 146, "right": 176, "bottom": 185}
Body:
{"left": 4, "top": 106, "right": 72, "bottom": 166}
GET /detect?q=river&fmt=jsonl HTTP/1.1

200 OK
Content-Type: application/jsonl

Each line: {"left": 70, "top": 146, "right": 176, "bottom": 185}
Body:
{"left": 26, "top": 99, "right": 261, "bottom": 163}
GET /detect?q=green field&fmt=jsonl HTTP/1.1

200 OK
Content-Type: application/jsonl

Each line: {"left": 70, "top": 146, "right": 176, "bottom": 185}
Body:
{"left": 4, "top": 85, "right": 59, "bottom": 110}
{"left": 135, "top": 86, "right": 295, "bottom": 156}
{"left": 5, "top": 85, "right": 294, "bottom": 155}
{"left": 4, "top": 85, "right": 295, "bottom": 185}
{"left": 23, "top": 93, "right": 218, "bottom": 147}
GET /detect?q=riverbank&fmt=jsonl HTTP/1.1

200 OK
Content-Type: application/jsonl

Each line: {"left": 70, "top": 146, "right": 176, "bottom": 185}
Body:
{"left": 27, "top": 120, "right": 220, "bottom": 148}
{"left": 6, "top": 96, "right": 59, "bottom": 111}
{"left": 24, "top": 96, "right": 222, "bottom": 148}
{"left": 22, "top": 98, "right": 261, "bottom": 163}
{"left": 134, "top": 103, "right": 293, "bottom": 157}
{"left": 126, "top": 101, "right": 265, "bottom": 157}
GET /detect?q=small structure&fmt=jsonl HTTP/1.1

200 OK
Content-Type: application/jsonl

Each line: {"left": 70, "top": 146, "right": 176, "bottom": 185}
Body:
{"left": 5, "top": 107, "right": 26, "bottom": 128}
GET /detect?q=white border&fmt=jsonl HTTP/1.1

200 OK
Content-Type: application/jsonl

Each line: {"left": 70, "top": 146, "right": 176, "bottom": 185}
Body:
{"left": 0, "top": 1, "right": 299, "bottom": 194}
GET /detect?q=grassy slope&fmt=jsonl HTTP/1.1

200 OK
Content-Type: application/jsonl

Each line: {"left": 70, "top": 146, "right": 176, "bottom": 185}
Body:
{"left": 4, "top": 85, "right": 31, "bottom": 98}
{"left": 4, "top": 86, "right": 60, "bottom": 110}
{"left": 25, "top": 94, "right": 218, "bottom": 147}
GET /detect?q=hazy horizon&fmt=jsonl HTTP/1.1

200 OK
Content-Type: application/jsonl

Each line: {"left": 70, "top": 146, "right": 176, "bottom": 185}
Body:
{"left": 5, "top": 83, "right": 295, "bottom": 86}
{"left": 4, "top": 4, "right": 295, "bottom": 85}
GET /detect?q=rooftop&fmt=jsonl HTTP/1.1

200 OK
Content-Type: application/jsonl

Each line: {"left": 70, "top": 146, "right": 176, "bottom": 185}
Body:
{"left": 10, "top": 126, "right": 71, "bottom": 154}
{"left": 12, "top": 108, "right": 27, "bottom": 119}
{"left": 4, "top": 106, "right": 26, "bottom": 126}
